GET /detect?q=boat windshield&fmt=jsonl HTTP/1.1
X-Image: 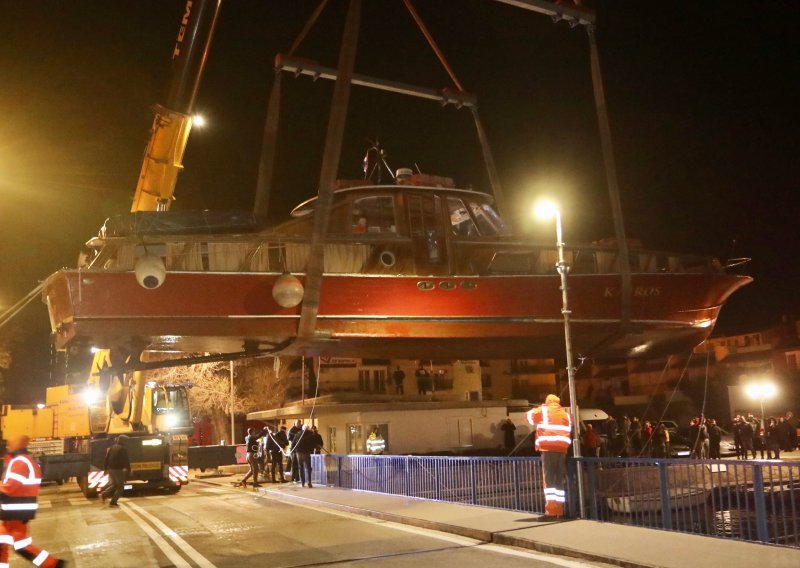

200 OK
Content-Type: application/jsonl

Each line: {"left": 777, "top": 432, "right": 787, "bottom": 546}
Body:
{"left": 467, "top": 200, "right": 511, "bottom": 236}
{"left": 351, "top": 195, "right": 397, "bottom": 234}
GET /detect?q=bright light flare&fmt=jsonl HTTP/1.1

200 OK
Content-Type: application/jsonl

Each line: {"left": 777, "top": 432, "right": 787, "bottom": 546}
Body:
{"left": 192, "top": 114, "right": 206, "bottom": 127}
{"left": 36, "top": 403, "right": 45, "bottom": 409}
{"left": 534, "top": 199, "right": 559, "bottom": 221}
{"left": 745, "top": 381, "right": 777, "bottom": 400}
{"left": 82, "top": 388, "right": 102, "bottom": 405}
{"left": 165, "top": 414, "right": 178, "bottom": 428}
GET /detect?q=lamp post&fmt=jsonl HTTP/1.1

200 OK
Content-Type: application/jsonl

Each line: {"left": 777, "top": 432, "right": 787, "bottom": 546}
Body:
{"left": 745, "top": 380, "right": 777, "bottom": 429}
{"left": 230, "top": 360, "right": 236, "bottom": 445}
{"left": 535, "top": 200, "right": 584, "bottom": 518}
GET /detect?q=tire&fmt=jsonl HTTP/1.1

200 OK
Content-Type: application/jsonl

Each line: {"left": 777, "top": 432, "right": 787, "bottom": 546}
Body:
{"left": 77, "top": 475, "right": 98, "bottom": 499}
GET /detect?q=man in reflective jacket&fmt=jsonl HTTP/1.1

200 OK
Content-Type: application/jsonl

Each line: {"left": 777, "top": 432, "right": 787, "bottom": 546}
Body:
{"left": 1, "top": 435, "right": 65, "bottom": 567}
{"left": 527, "top": 394, "right": 572, "bottom": 518}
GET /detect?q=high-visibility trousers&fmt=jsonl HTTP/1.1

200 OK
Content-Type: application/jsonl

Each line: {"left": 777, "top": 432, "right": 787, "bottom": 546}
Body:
{"left": 1, "top": 519, "right": 62, "bottom": 568}
{"left": 541, "top": 451, "right": 567, "bottom": 517}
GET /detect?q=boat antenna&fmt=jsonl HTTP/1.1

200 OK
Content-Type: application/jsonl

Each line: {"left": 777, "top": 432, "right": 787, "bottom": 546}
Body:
{"left": 414, "top": 162, "right": 422, "bottom": 174}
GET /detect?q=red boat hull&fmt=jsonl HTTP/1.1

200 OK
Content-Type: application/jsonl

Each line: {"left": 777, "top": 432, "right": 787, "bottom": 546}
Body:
{"left": 44, "top": 270, "right": 751, "bottom": 360}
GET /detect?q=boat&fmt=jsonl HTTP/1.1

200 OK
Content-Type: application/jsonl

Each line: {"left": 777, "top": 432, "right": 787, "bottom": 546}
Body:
{"left": 606, "top": 487, "right": 709, "bottom": 514}
{"left": 40, "top": 1, "right": 750, "bottom": 365}
{"left": 42, "top": 171, "right": 750, "bottom": 360}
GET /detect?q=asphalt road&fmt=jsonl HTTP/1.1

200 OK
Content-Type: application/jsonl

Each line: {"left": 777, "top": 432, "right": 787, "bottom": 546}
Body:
{"left": 31, "top": 482, "right": 606, "bottom": 568}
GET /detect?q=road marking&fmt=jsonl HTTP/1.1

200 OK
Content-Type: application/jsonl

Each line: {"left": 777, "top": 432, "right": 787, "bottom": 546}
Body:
{"left": 125, "top": 501, "right": 217, "bottom": 568}
{"left": 255, "top": 491, "right": 482, "bottom": 547}
{"left": 198, "top": 487, "right": 230, "bottom": 494}
{"left": 68, "top": 498, "right": 93, "bottom": 506}
{"left": 478, "top": 544, "right": 599, "bottom": 567}
{"left": 119, "top": 503, "right": 191, "bottom": 568}
{"left": 144, "top": 495, "right": 169, "bottom": 500}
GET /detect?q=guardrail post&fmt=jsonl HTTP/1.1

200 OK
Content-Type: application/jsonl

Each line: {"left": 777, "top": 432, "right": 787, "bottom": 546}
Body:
{"left": 434, "top": 459, "right": 441, "bottom": 501}
{"left": 337, "top": 455, "right": 343, "bottom": 488}
{"left": 586, "top": 460, "right": 599, "bottom": 520}
{"left": 513, "top": 460, "right": 521, "bottom": 511}
{"left": 405, "top": 456, "right": 412, "bottom": 497}
{"left": 470, "top": 461, "right": 478, "bottom": 505}
{"left": 752, "top": 464, "right": 769, "bottom": 543}
{"left": 658, "top": 462, "right": 673, "bottom": 530}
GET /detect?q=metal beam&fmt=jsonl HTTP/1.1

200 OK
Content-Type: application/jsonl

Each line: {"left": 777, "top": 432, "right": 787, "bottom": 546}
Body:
{"left": 491, "top": 0, "right": 595, "bottom": 26}
{"left": 276, "top": 54, "right": 477, "bottom": 108}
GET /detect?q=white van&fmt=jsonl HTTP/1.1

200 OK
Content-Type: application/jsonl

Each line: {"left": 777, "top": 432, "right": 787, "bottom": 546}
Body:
{"left": 508, "top": 407, "right": 609, "bottom": 455}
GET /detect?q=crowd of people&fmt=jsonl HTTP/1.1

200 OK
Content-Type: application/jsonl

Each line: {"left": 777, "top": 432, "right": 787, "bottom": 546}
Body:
{"left": 580, "top": 410, "right": 799, "bottom": 460}
{"left": 237, "top": 420, "right": 324, "bottom": 489}
{"left": 730, "top": 412, "right": 798, "bottom": 460}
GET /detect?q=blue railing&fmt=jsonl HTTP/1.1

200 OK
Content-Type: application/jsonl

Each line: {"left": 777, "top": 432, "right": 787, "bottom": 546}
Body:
{"left": 310, "top": 454, "right": 800, "bottom": 548}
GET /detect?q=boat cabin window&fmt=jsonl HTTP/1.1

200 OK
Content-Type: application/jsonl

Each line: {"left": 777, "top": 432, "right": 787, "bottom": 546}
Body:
{"left": 468, "top": 201, "right": 511, "bottom": 236}
{"left": 351, "top": 196, "right": 396, "bottom": 234}
{"left": 447, "top": 198, "right": 479, "bottom": 237}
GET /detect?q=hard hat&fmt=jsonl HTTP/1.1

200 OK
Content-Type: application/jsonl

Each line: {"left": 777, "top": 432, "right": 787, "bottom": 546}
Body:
{"left": 545, "top": 394, "right": 560, "bottom": 404}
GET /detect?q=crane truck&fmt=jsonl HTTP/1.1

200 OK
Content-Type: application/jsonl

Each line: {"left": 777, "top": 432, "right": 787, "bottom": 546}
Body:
{"left": 1, "top": 0, "right": 226, "bottom": 498}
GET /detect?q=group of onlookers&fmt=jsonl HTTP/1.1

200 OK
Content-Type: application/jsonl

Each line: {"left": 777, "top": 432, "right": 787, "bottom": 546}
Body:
{"left": 586, "top": 410, "right": 798, "bottom": 460}
{"left": 731, "top": 412, "right": 798, "bottom": 460}
{"left": 238, "top": 420, "right": 324, "bottom": 489}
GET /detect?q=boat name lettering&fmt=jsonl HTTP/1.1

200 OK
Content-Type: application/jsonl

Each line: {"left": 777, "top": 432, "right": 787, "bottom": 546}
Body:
{"left": 604, "top": 286, "right": 662, "bottom": 298}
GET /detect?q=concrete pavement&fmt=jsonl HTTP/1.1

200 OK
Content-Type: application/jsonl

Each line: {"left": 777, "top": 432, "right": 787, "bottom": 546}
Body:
{"left": 194, "top": 468, "right": 800, "bottom": 568}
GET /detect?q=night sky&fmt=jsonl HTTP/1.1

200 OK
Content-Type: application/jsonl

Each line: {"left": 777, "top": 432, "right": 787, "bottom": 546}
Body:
{"left": 1, "top": 1, "right": 798, "bottom": 402}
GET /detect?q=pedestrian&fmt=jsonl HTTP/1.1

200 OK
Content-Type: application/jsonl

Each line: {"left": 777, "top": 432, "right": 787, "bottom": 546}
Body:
{"left": 777, "top": 417, "right": 792, "bottom": 452}
{"left": 500, "top": 418, "right": 517, "bottom": 450}
{"left": 708, "top": 419, "right": 722, "bottom": 459}
{"left": 652, "top": 423, "right": 668, "bottom": 458}
{"left": 415, "top": 365, "right": 429, "bottom": 395}
{"left": 239, "top": 426, "right": 266, "bottom": 488}
{"left": 732, "top": 415, "right": 744, "bottom": 459}
{"left": 753, "top": 427, "right": 767, "bottom": 459}
{"left": 629, "top": 417, "right": 642, "bottom": 455}
{"left": 766, "top": 418, "right": 781, "bottom": 460}
{"left": 786, "top": 411, "right": 799, "bottom": 451}
{"left": 292, "top": 425, "right": 316, "bottom": 487}
{"left": 310, "top": 426, "right": 324, "bottom": 454}
{"left": 739, "top": 418, "right": 756, "bottom": 459}
{"left": 526, "top": 394, "right": 572, "bottom": 519}
{"left": 581, "top": 424, "right": 600, "bottom": 457}
{"left": 366, "top": 426, "right": 386, "bottom": 454}
{"left": 604, "top": 416, "right": 617, "bottom": 457}
{"left": 1, "top": 434, "right": 65, "bottom": 567}
{"left": 101, "top": 435, "right": 131, "bottom": 506}
{"left": 392, "top": 365, "right": 406, "bottom": 394}
{"left": 287, "top": 420, "right": 303, "bottom": 483}
{"left": 270, "top": 426, "right": 290, "bottom": 482}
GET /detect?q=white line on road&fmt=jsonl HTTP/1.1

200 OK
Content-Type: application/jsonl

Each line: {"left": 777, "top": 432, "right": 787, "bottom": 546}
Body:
{"left": 478, "top": 544, "right": 601, "bottom": 567}
{"left": 125, "top": 501, "right": 217, "bottom": 568}
{"left": 119, "top": 503, "right": 192, "bottom": 568}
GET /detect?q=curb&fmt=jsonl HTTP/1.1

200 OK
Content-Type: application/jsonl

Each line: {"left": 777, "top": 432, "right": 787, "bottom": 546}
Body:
{"left": 194, "top": 476, "right": 655, "bottom": 568}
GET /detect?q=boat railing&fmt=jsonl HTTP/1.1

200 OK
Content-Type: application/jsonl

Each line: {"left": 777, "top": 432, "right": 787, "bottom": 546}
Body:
{"left": 86, "top": 233, "right": 724, "bottom": 277}
{"left": 309, "top": 454, "right": 800, "bottom": 548}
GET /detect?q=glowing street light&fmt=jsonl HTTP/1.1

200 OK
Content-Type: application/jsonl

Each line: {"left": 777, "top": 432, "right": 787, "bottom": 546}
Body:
{"left": 745, "top": 380, "right": 777, "bottom": 428}
{"left": 534, "top": 199, "right": 584, "bottom": 517}
{"left": 192, "top": 113, "right": 206, "bottom": 128}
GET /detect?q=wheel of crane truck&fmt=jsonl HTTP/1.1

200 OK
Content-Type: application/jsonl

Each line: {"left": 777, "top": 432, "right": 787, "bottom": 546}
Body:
{"left": 77, "top": 475, "right": 98, "bottom": 499}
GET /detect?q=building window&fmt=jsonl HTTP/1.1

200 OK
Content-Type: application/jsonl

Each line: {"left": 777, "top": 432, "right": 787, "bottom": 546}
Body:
{"left": 328, "top": 426, "right": 337, "bottom": 454}
{"left": 347, "top": 424, "right": 363, "bottom": 454}
{"left": 481, "top": 374, "right": 492, "bottom": 388}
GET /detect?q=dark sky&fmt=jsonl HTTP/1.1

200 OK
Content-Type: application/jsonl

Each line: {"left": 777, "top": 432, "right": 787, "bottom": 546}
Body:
{"left": 1, "top": 1, "right": 798, "bottom": 401}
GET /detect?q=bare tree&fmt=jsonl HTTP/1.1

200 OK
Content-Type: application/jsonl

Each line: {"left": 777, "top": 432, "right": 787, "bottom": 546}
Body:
{"left": 147, "top": 356, "right": 297, "bottom": 443}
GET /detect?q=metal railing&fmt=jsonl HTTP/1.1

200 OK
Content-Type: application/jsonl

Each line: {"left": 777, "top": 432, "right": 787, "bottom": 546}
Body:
{"left": 310, "top": 454, "right": 800, "bottom": 548}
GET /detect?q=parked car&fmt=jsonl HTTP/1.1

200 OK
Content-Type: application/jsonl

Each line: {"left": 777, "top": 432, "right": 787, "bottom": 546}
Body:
{"left": 718, "top": 427, "right": 737, "bottom": 456}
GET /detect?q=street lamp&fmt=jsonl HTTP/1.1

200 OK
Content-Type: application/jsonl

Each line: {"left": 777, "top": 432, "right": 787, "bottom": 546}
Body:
{"left": 745, "top": 380, "right": 777, "bottom": 428}
{"left": 534, "top": 199, "right": 584, "bottom": 517}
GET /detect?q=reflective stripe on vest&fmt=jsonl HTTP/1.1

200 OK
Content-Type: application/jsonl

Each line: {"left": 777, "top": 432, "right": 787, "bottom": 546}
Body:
{"left": 1, "top": 454, "right": 41, "bottom": 521}
{"left": 532, "top": 404, "right": 572, "bottom": 453}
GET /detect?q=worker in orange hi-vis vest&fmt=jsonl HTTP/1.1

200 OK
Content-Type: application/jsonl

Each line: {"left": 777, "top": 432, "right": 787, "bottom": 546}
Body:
{"left": 1, "top": 435, "right": 65, "bottom": 567}
{"left": 527, "top": 394, "right": 572, "bottom": 518}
